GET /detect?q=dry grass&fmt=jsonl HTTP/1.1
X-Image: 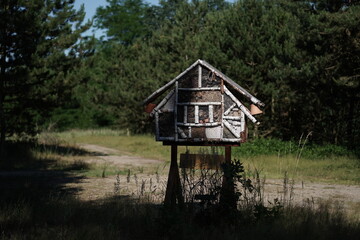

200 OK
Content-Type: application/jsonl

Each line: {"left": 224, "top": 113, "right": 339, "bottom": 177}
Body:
{"left": 1, "top": 131, "right": 359, "bottom": 239}
{"left": 52, "top": 129, "right": 360, "bottom": 185}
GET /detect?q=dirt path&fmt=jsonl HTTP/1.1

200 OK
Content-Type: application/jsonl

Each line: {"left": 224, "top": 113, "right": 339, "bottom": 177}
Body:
{"left": 79, "top": 144, "right": 163, "bottom": 167}
{"left": 64, "top": 144, "right": 359, "bottom": 216}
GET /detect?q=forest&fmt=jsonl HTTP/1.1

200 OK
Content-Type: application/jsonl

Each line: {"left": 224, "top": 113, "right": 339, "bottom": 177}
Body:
{"left": 1, "top": 1, "right": 360, "bottom": 239}
{"left": 1, "top": 0, "right": 360, "bottom": 158}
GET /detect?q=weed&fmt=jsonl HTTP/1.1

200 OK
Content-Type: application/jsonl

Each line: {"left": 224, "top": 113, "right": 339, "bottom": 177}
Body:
{"left": 114, "top": 172, "right": 121, "bottom": 195}
{"left": 126, "top": 169, "right": 131, "bottom": 183}
{"left": 101, "top": 166, "right": 107, "bottom": 178}
{"left": 53, "top": 130, "right": 360, "bottom": 184}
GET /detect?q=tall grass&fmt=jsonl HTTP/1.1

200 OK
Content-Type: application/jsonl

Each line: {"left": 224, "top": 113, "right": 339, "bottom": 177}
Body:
{"left": 232, "top": 137, "right": 356, "bottom": 159}
{"left": 51, "top": 129, "right": 360, "bottom": 184}
{"left": 1, "top": 131, "right": 359, "bottom": 239}
{"left": 1, "top": 183, "right": 359, "bottom": 240}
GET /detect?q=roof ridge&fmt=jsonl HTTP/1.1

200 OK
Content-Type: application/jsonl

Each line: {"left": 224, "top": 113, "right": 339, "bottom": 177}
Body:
{"left": 143, "top": 59, "right": 264, "bottom": 108}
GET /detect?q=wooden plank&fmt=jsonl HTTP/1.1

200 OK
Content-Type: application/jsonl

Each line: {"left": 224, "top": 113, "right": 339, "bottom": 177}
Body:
{"left": 177, "top": 127, "right": 187, "bottom": 138}
{"left": 183, "top": 105, "right": 187, "bottom": 123}
{"left": 224, "top": 103, "right": 236, "bottom": 116}
{"left": 150, "top": 89, "right": 175, "bottom": 117}
{"left": 159, "top": 137, "right": 175, "bottom": 141}
{"left": 223, "top": 116, "right": 241, "bottom": 120}
{"left": 221, "top": 88, "right": 224, "bottom": 139}
{"left": 155, "top": 112, "right": 160, "bottom": 139}
{"left": 174, "top": 81, "right": 178, "bottom": 141}
{"left": 221, "top": 78, "right": 224, "bottom": 94}
{"left": 177, "top": 122, "right": 220, "bottom": 127}
{"left": 198, "top": 65, "right": 202, "bottom": 88}
{"left": 224, "top": 86, "right": 259, "bottom": 124}
{"left": 164, "top": 145, "right": 184, "bottom": 207}
{"left": 143, "top": 60, "right": 201, "bottom": 106}
{"left": 220, "top": 146, "right": 236, "bottom": 208}
{"left": 144, "top": 59, "right": 264, "bottom": 109}
{"left": 178, "top": 87, "right": 221, "bottom": 91}
{"left": 195, "top": 105, "right": 199, "bottom": 124}
{"left": 223, "top": 120, "right": 240, "bottom": 138}
{"left": 177, "top": 102, "right": 221, "bottom": 106}
{"left": 209, "top": 105, "right": 214, "bottom": 123}
{"left": 240, "top": 110, "right": 246, "bottom": 132}
{"left": 163, "top": 140, "right": 241, "bottom": 146}
{"left": 180, "top": 153, "right": 225, "bottom": 170}
{"left": 199, "top": 60, "right": 265, "bottom": 108}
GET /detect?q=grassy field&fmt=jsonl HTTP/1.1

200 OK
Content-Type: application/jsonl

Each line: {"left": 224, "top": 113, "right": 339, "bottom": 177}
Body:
{"left": 1, "top": 129, "right": 359, "bottom": 239}
{"left": 53, "top": 129, "right": 360, "bottom": 185}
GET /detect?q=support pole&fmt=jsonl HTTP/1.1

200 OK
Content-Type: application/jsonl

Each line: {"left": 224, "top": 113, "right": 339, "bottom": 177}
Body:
{"left": 220, "top": 146, "right": 236, "bottom": 209}
{"left": 164, "top": 145, "right": 184, "bottom": 207}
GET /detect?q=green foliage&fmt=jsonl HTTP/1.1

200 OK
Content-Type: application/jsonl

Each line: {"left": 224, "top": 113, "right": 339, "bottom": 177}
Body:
{"left": 0, "top": 0, "right": 93, "bottom": 160}
{"left": 1, "top": 178, "right": 359, "bottom": 239}
{"left": 94, "top": 0, "right": 153, "bottom": 44}
{"left": 0, "top": 134, "right": 359, "bottom": 239}
{"left": 2, "top": 0, "right": 360, "bottom": 154}
{"left": 79, "top": 0, "right": 359, "bottom": 150}
{"left": 233, "top": 138, "right": 356, "bottom": 159}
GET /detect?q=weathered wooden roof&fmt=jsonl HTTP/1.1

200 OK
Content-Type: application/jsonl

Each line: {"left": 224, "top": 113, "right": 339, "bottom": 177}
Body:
{"left": 143, "top": 59, "right": 265, "bottom": 108}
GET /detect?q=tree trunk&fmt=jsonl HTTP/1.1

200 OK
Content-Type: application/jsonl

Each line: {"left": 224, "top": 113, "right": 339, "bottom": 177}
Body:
{"left": 0, "top": 48, "right": 6, "bottom": 161}
{"left": 0, "top": 91, "right": 4, "bottom": 160}
{"left": 346, "top": 93, "right": 355, "bottom": 149}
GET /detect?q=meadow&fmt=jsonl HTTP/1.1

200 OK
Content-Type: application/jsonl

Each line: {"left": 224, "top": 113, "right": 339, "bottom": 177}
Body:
{"left": 55, "top": 129, "right": 360, "bottom": 185}
{"left": 0, "top": 129, "right": 359, "bottom": 239}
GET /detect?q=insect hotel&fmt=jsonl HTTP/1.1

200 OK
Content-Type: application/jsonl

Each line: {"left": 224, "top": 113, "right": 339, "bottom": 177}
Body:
{"left": 143, "top": 59, "right": 264, "bottom": 206}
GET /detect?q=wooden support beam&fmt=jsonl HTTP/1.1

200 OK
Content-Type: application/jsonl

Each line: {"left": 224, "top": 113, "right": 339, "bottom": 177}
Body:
{"left": 198, "top": 64, "right": 202, "bottom": 88}
{"left": 178, "top": 87, "right": 220, "bottom": 91}
{"left": 224, "top": 86, "right": 258, "bottom": 124}
{"left": 164, "top": 145, "right": 184, "bottom": 207}
{"left": 177, "top": 122, "right": 220, "bottom": 127}
{"left": 174, "top": 81, "right": 178, "bottom": 141}
{"left": 223, "top": 120, "right": 240, "bottom": 138}
{"left": 209, "top": 105, "right": 214, "bottom": 123}
{"left": 183, "top": 106, "right": 187, "bottom": 124}
{"left": 220, "top": 146, "right": 236, "bottom": 209}
{"left": 225, "top": 146, "right": 231, "bottom": 163}
{"left": 177, "top": 102, "right": 222, "bottom": 106}
{"left": 195, "top": 105, "right": 199, "bottom": 124}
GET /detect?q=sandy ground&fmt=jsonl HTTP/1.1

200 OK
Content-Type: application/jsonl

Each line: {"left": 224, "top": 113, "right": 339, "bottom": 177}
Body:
{"left": 62, "top": 144, "right": 359, "bottom": 215}
{"left": 78, "top": 144, "right": 163, "bottom": 167}
{"left": 1, "top": 143, "right": 358, "bottom": 217}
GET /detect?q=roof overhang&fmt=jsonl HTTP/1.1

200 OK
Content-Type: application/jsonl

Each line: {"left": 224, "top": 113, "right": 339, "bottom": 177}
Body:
{"left": 143, "top": 59, "right": 265, "bottom": 108}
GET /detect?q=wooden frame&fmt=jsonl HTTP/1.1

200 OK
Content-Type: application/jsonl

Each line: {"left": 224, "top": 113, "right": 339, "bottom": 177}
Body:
{"left": 145, "top": 60, "right": 264, "bottom": 207}
{"left": 146, "top": 60, "right": 264, "bottom": 145}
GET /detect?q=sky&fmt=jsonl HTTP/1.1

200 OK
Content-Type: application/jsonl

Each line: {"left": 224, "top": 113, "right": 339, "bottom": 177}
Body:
{"left": 74, "top": 0, "right": 159, "bottom": 38}
{"left": 74, "top": 0, "right": 236, "bottom": 38}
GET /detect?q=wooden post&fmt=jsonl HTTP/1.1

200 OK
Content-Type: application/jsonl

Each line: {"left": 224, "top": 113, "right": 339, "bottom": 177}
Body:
{"left": 220, "top": 146, "right": 236, "bottom": 209}
{"left": 225, "top": 146, "right": 231, "bottom": 164}
{"left": 164, "top": 145, "right": 184, "bottom": 207}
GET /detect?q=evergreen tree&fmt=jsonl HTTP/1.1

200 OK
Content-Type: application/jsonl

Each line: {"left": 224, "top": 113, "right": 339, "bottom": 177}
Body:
{"left": 94, "top": 0, "right": 154, "bottom": 45}
{"left": 0, "top": 0, "right": 91, "bottom": 159}
{"left": 76, "top": 0, "right": 359, "bottom": 148}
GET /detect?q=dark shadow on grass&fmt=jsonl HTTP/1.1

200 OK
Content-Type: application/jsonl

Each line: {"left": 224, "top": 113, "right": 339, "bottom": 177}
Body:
{"left": 0, "top": 141, "right": 85, "bottom": 226}
{"left": 1, "top": 141, "right": 108, "bottom": 170}
{"left": 1, "top": 141, "right": 359, "bottom": 239}
{"left": 2, "top": 192, "right": 358, "bottom": 240}
{"left": 37, "top": 143, "right": 108, "bottom": 156}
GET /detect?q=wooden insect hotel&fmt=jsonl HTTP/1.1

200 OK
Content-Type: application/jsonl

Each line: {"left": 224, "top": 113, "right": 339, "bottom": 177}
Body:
{"left": 143, "top": 59, "right": 264, "bottom": 206}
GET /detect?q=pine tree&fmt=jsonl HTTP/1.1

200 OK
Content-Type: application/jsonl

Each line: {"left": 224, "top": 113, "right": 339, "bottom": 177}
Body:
{"left": 94, "top": 0, "right": 153, "bottom": 45}
{"left": 0, "top": 0, "right": 91, "bottom": 159}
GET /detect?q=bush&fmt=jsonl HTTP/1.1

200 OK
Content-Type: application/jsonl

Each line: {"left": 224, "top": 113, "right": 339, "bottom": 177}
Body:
{"left": 234, "top": 138, "right": 355, "bottom": 159}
